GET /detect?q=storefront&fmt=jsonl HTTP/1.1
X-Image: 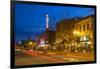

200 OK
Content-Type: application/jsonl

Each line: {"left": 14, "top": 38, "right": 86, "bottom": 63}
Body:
{"left": 79, "top": 35, "right": 91, "bottom": 49}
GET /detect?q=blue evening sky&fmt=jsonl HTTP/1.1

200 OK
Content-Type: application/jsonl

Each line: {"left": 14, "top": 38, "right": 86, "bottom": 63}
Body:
{"left": 15, "top": 3, "right": 95, "bottom": 42}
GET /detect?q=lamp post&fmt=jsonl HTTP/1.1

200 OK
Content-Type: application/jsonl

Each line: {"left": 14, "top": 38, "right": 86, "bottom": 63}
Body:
{"left": 29, "top": 41, "right": 33, "bottom": 49}
{"left": 73, "top": 30, "right": 80, "bottom": 53}
{"left": 73, "top": 30, "right": 80, "bottom": 35}
{"left": 29, "top": 41, "right": 32, "bottom": 45}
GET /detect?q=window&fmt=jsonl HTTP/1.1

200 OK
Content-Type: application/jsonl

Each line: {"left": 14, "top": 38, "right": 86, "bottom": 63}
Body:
{"left": 87, "top": 24, "right": 89, "bottom": 30}
{"left": 77, "top": 27, "right": 78, "bottom": 31}
{"left": 83, "top": 25, "right": 85, "bottom": 31}
{"left": 80, "top": 26, "right": 81, "bottom": 32}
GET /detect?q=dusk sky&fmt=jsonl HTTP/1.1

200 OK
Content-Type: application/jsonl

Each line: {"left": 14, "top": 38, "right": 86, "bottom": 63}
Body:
{"left": 15, "top": 3, "right": 95, "bottom": 42}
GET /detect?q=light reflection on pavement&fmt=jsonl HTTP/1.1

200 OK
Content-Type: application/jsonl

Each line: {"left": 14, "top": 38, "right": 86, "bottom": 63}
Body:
{"left": 15, "top": 50, "right": 94, "bottom": 66}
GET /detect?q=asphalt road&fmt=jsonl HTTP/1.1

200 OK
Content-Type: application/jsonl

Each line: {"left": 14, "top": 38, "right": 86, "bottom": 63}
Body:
{"left": 15, "top": 50, "right": 66, "bottom": 66}
{"left": 15, "top": 50, "right": 94, "bottom": 66}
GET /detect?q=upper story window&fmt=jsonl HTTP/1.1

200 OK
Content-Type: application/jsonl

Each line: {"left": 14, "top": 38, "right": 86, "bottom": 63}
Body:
{"left": 80, "top": 26, "right": 81, "bottom": 32}
{"left": 83, "top": 25, "right": 85, "bottom": 31}
{"left": 87, "top": 24, "right": 89, "bottom": 30}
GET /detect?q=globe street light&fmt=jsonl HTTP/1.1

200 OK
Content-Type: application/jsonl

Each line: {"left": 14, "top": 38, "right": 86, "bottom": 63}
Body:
{"left": 73, "top": 30, "right": 77, "bottom": 35}
{"left": 29, "top": 41, "right": 33, "bottom": 45}
{"left": 73, "top": 30, "right": 80, "bottom": 35}
{"left": 73, "top": 30, "right": 80, "bottom": 53}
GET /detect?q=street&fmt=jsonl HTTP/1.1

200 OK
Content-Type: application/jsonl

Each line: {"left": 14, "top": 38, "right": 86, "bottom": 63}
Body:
{"left": 14, "top": 3, "right": 96, "bottom": 67}
{"left": 15, "top": 49, "right": 94, "bottom": 66}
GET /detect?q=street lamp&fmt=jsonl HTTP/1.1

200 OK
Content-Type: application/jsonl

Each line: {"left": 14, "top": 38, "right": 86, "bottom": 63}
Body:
{"left": 73, "top": 30, "right": 77, "bottom": 35}
{"left": 77, "top": 31, "right": 79, "bottom": 35}
{"left": 73, "top": 30, "right": 80, "bottom": 53}
{"left": 73, "top": 30, "right": 80, "bottom": 35}
{"left": 29, "top": 41, "right": 33, "bottom": 45}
